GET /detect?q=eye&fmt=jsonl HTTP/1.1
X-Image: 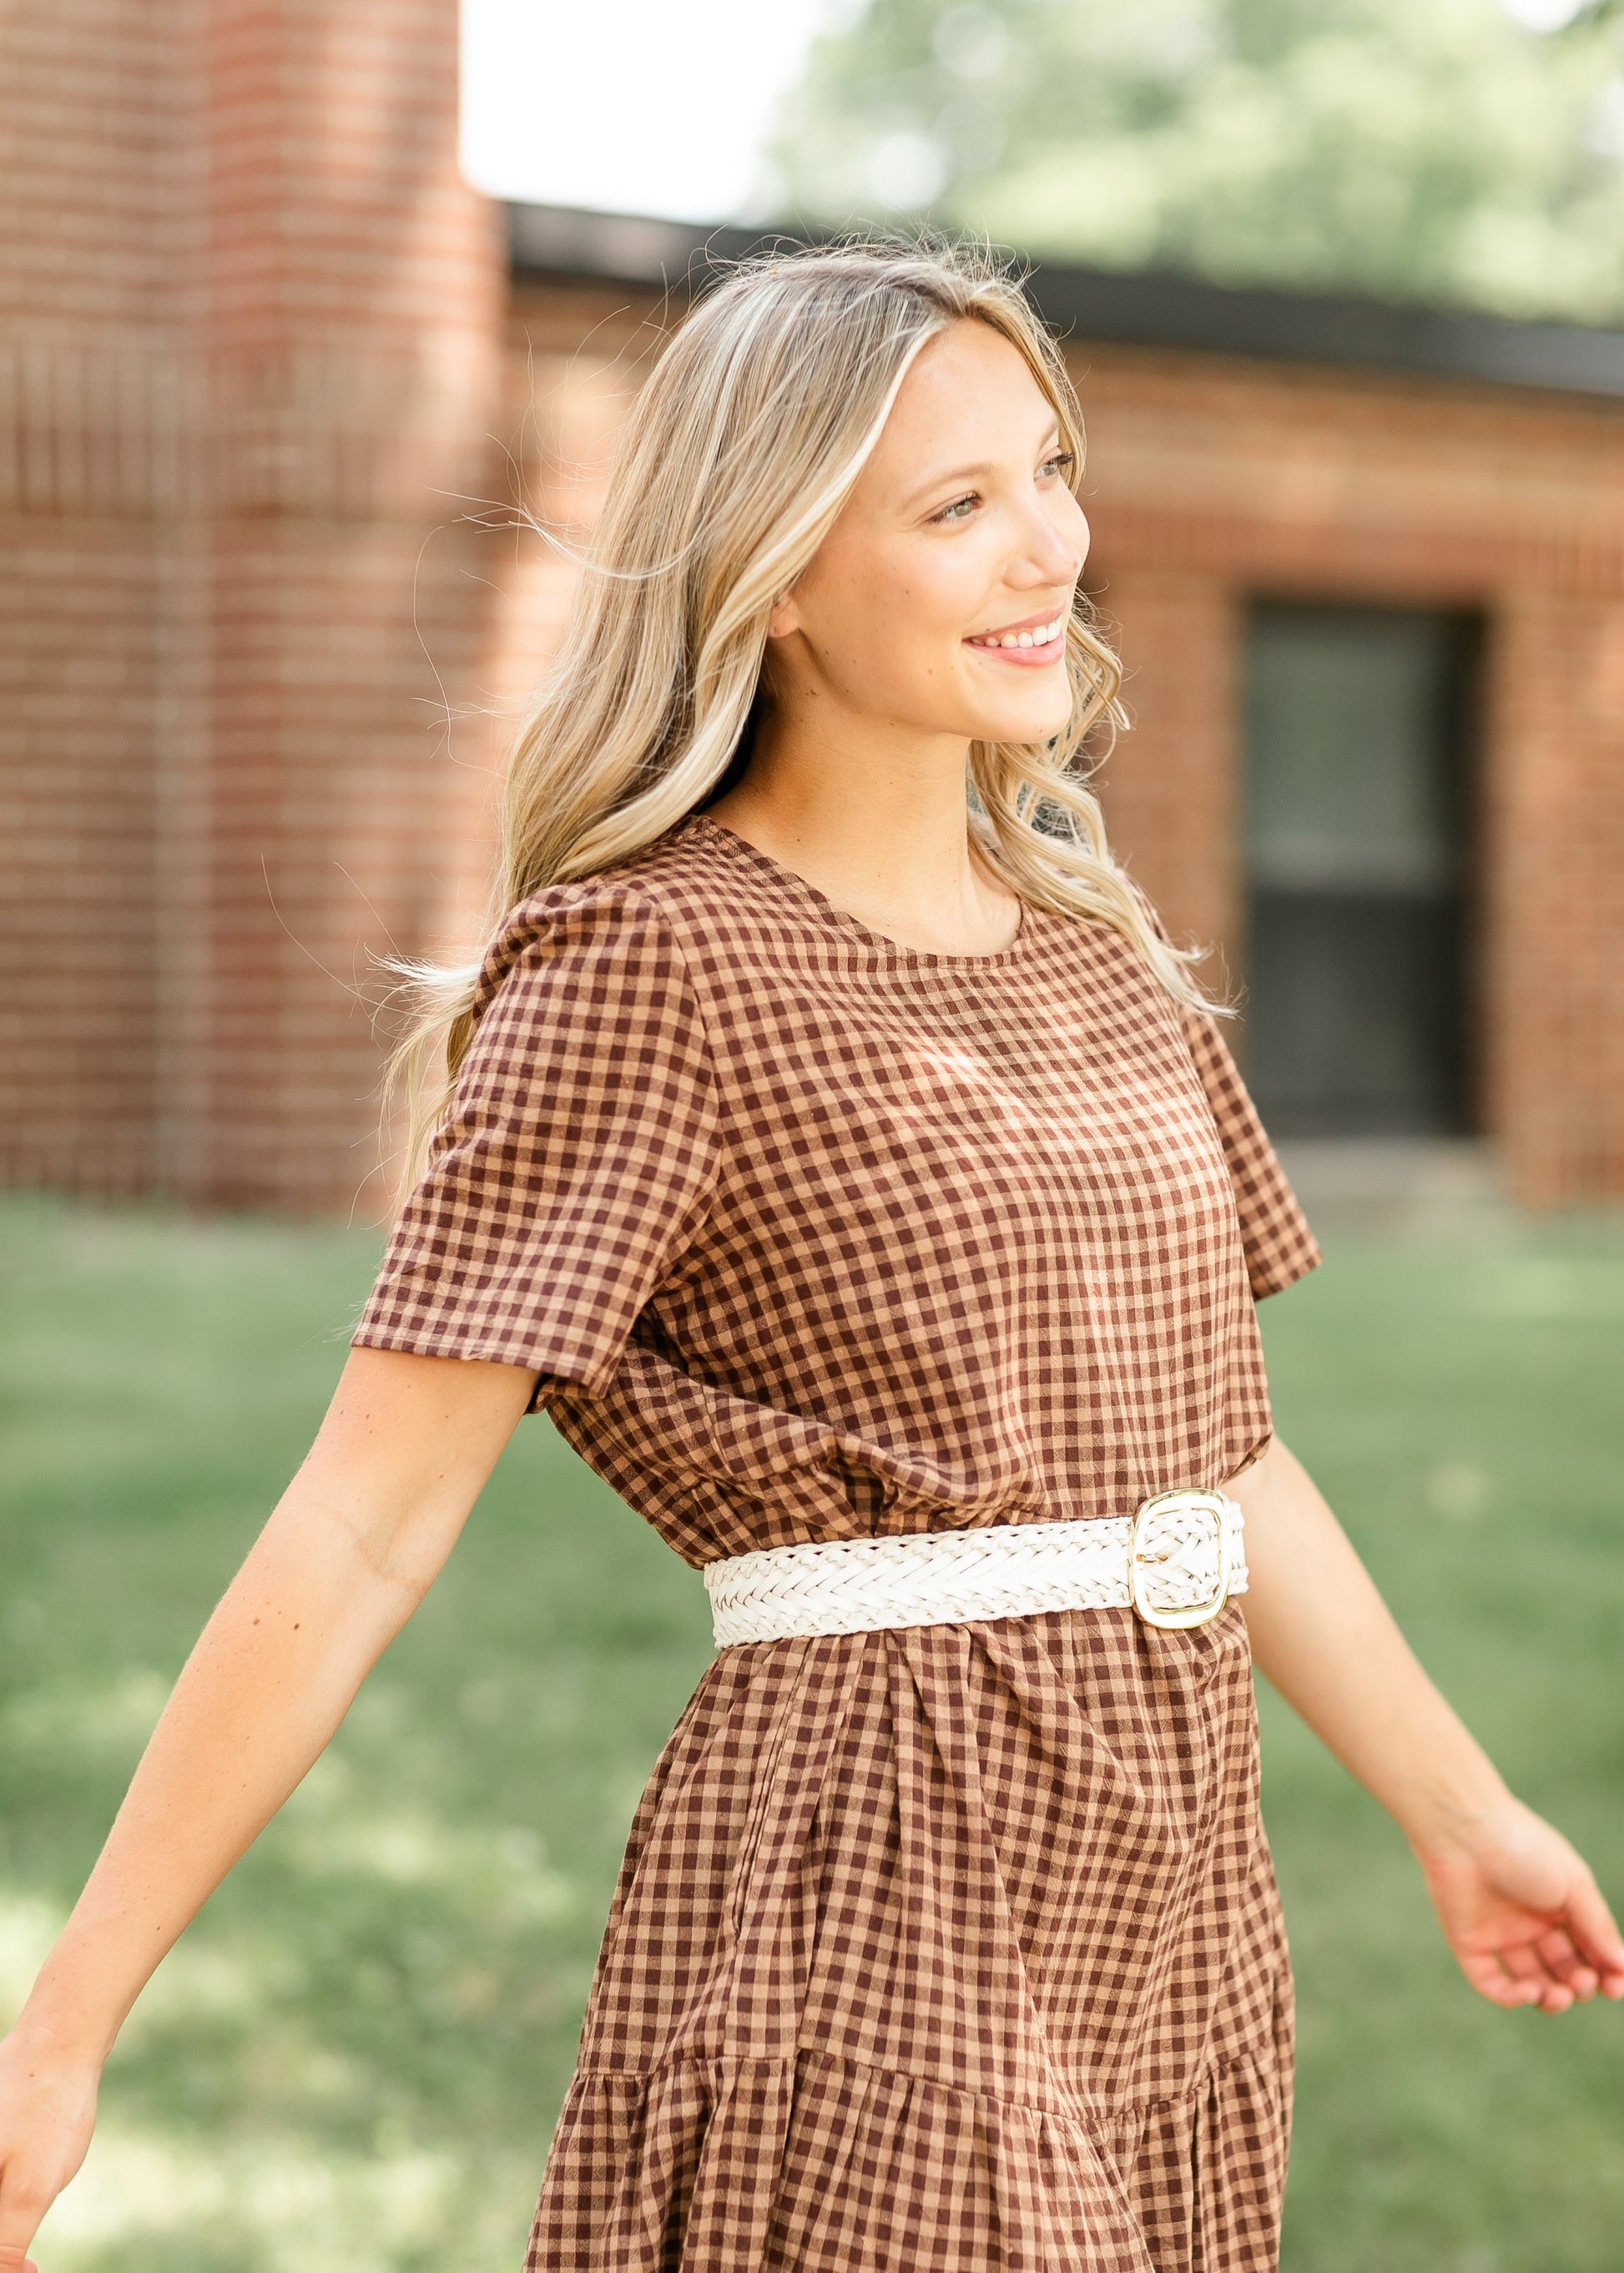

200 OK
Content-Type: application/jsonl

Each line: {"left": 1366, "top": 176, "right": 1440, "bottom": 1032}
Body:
{"left": 931, "top": 491, "right": 980, "bottom": 525}
{"left": 1039, "top": 449, "right": 1076, "bottom": 481}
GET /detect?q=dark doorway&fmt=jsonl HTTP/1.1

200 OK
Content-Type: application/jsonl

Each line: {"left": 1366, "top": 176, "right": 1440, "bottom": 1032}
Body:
{"left": 1239, "top": 602, "right": 1477, "bottom": 1136}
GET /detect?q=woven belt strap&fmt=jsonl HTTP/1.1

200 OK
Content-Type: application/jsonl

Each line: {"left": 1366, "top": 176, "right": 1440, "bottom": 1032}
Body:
{"left": 704, "top": 1489, "right": 1248, "bottom": 1647}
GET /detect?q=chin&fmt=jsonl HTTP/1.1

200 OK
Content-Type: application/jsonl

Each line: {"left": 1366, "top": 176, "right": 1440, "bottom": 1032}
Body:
{"left": 969, "top": 700, "right": 1072, "bottom": 747}
{"left": 941, "top": 663, "right": 1073, "bottom": 749}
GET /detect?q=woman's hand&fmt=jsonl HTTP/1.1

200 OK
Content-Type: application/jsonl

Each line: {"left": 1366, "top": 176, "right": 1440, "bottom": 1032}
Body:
{"left": 0, "top": 2028, "right": 101, "bottom": 2272}
{"left": 1235, "top": 1437, "right": 1624, "bottom": 2018}
{"left": 1416, "top": 1797, "right": 1624, "bottom": 2013}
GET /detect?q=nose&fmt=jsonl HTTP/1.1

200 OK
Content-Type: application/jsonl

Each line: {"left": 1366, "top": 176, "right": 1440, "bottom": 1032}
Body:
{"left": 1009, "top": 495, "right": 1087, "bottom": 592}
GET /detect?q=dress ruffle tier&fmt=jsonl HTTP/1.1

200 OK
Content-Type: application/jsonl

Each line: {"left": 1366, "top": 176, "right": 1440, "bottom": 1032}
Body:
{"left": 525, "top": 1610, "right": 1293, "bottom": 2273}
{"left": 534, "top": 2037, "right": 1289, "bottom": 2272}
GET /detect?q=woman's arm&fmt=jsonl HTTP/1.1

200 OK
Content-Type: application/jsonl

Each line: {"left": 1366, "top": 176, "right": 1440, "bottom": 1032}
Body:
{"left": 0, "top": 1346, "right": 540, "bottom": 2272}
{"left": 1232, "top": 1434, "right": 1624, "bottom": 2014}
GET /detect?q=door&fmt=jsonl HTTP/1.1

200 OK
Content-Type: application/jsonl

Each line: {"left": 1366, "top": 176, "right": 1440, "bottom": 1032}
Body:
{"left": 1240, "top": 602, "right": 1476, "bottom": 1136}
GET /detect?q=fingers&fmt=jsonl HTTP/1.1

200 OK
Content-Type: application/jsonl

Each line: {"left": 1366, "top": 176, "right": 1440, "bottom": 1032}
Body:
{"left": 1461, "top": 1925, "right": 1616, "bottom": 2015}
{"left": 1531, "top": 1928, "right": 1598, "bottom": 2003}
{"left": 0, "top": 2215, "right": 43, "bottom": 2270}
{"left": 1561, "top": 1874, "right": 1624, "bottom": 1999}
{"left": 1485, "top": 1941, "right": 1571, "bottom": 2010}
{"left": 0, "top": 2163, "right": 48, "bottom": 2273}
{"left": 1458, "top": 1948, "right": 1547, "bottom": 2008}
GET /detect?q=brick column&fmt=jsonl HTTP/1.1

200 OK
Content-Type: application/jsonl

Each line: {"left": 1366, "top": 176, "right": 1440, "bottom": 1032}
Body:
{"left": 0, "top": 0, "right": 203, "bottom": 1195}
{"left": 1483, "top": 595, "right": 1624, "bottom": 1202}
{"left": 1089, "top": 567, "right": 1245, "bottom": 998}
{"left": 186, "top": 0, "right": 507, "bottom": 1212}
{"left": 0, "top": 0, "right": 506, "bottom": 1215}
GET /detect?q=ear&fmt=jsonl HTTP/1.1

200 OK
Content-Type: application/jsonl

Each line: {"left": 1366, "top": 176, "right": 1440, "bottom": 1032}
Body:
{"left": 766, "top": 588, "right": 801, "bottom": 642}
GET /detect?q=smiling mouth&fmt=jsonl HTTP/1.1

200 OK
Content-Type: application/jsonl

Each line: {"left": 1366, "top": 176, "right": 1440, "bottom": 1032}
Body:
{"left": 964, "top": 609, "right": 1068, "bottom": 659}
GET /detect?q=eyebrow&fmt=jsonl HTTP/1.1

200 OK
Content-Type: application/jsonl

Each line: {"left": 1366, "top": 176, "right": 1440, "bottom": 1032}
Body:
{"left": 900, "top": 421, "right": 1064, "bottom": 514}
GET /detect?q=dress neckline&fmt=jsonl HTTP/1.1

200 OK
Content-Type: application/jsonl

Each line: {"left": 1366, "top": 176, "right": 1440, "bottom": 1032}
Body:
{"left": 683, "top": 812, "right": 1041, "bottom": 972}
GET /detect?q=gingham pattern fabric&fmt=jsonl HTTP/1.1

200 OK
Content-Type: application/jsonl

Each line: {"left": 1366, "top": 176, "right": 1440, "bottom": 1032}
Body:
{"left": 351, "top": 812, "right": 1324, "bottom": 2272}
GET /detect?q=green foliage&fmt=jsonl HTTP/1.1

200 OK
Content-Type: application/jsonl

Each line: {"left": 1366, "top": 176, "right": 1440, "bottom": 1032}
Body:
{"left": 769, "top": 0, "right": 1624, "bottom": 323}
{"left": 2, "top": 1189, "right": 1622, "bottom": 2266}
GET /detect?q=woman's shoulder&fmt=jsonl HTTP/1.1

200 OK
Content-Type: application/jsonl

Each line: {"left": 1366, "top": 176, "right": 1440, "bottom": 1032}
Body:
{"left": 467, "top": 819, "right": 727, "bottom": 1022}
{"left": 493, "top": 815, "right": 774, "bottom": 961}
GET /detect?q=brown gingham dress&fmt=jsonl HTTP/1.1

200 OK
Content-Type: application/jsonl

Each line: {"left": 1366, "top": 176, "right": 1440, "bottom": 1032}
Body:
{"left": 351, "top": 811, "right": 1324, "bottom": 2273}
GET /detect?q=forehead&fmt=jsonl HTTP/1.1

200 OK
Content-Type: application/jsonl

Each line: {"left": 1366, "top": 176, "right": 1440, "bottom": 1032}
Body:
{"left": 864, "top": 319, "right": 1057, "bottom": 490}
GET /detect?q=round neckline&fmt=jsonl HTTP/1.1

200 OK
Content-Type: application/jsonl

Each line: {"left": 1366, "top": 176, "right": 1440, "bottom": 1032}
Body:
{"left": 684, "top": 813, "right": 1039, "bottom": 971}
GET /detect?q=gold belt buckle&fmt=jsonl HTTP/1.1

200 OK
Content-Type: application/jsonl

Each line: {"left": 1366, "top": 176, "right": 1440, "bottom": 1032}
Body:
{"left": 1130, "top": 1487, "right": 1233, "bottom": 1631}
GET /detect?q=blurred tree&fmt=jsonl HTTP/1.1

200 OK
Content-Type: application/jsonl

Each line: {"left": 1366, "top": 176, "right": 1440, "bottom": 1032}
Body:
{"left": 767, "top": 0, "right": 1624, "bottom": 323}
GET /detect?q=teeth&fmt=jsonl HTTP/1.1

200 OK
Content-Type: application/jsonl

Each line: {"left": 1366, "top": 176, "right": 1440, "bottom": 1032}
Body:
{"left": 972, "top": 616, "right": 1065, "bottom": 650}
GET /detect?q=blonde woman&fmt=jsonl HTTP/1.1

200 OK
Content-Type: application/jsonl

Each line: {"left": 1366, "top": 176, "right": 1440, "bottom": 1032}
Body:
{"left": 1, "top": 239, "right": 1618, "bottom": 2273}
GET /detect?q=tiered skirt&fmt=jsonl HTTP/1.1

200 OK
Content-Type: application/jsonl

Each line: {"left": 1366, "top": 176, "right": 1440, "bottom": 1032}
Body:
{"left": 526, "top": 1604, "right": 1292, "bottom": 2273}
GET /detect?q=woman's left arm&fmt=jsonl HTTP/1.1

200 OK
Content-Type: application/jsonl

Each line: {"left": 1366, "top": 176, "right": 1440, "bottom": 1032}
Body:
{"left": 1231, "top": 1434, "right": 1624, "bottom": 2013}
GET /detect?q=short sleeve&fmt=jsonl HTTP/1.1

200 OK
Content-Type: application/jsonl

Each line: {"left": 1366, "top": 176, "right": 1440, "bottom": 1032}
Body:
{"left": 1122, "top": 874, "right": 1324, "bottom": 1301}
{"left": 351, "top": 887, "right": 721, "bottom": 1409}
{"left": 1177, "top": 1005, "right": 1324, "bottom": 1299}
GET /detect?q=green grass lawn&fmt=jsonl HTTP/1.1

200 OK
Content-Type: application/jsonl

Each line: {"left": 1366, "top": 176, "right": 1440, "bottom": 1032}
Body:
{"left": 2, "top": 1190, "right": 1621, "bottom": 2272}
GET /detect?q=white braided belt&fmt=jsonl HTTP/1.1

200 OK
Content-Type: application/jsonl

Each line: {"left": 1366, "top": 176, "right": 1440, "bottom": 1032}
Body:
{"left": 704, "top": 1488, "right": 1247, "bottom": 1648}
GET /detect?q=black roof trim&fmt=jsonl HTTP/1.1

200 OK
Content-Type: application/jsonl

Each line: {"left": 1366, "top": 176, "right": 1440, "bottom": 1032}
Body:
{"left": 507, "top": 199, "right": 1624, "bottom": 403}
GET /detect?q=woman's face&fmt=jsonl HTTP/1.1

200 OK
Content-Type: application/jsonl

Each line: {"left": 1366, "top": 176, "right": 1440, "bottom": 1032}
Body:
{"left": 768, "top": 317, "right": 1090, "bottom": 749}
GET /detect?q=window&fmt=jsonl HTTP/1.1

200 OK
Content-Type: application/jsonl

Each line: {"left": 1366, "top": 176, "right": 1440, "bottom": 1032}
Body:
{"left": 1239, "top": 602, "right": 1478, "bottom": 1136}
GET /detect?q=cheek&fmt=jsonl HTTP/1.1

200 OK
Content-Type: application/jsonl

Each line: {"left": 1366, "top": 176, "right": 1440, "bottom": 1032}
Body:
{"left": 866, "top": 542, "right": 986, "bottom": 677}
{"left": 810, "top": 542, "right": 974, "bottom": 688}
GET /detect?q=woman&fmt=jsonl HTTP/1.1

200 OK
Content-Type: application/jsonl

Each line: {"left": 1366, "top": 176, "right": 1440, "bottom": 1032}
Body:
{"left": 0, "top": 238, "right": 1618, "bottom": 2273}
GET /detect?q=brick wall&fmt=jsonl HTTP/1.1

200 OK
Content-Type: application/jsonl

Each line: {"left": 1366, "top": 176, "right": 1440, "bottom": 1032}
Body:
{"left": 1069, "top": 345, "right": 1624, "bottom": 1201}
{"left": 4, "top": 6, "right": 1622, "bottom": 1210}
{"left": 1, "top": 0, "right": 506, "bottom": 1214}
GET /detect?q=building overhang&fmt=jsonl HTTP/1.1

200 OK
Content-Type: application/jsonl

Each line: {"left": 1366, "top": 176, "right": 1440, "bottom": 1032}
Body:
{"left": 507, "top": 199, "right": 1624, "bottom": 405}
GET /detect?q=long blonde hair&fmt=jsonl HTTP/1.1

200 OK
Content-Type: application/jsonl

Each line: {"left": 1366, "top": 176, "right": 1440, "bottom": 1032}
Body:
{"left": 383, "top": 233, "right": 1227, "bottom": 1189}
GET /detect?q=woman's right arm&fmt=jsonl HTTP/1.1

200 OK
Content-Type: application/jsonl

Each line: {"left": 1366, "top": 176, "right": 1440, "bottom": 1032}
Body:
{"left": 0, "top": 1344, "right": 541, "bottom": 2271}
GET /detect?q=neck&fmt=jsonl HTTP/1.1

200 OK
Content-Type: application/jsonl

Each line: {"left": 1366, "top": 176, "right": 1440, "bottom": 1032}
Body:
{"left": 708, "top": 702, "right": 1022, "bottom": 958}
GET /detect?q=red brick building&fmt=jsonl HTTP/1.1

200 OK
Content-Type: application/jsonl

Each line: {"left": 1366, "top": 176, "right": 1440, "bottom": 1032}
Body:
{"left": 5, "top": 1, "right": 1623, "bottom": 1217}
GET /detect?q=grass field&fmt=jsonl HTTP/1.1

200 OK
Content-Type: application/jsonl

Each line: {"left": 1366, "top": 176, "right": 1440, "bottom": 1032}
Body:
{"left": 2, "top": 1189, "right": 1621, "bottom": 2272}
